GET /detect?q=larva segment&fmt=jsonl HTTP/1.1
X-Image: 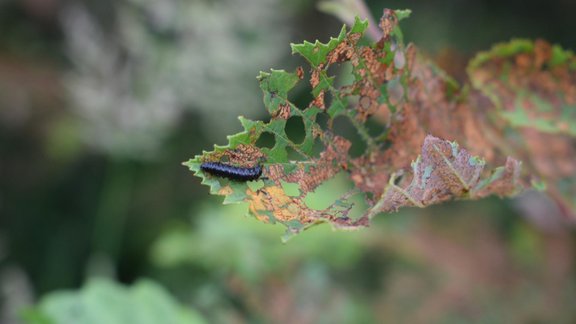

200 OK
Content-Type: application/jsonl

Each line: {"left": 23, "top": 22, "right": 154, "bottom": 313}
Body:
{"left": 200, "top": 162, "right": 263, "bottom": 181}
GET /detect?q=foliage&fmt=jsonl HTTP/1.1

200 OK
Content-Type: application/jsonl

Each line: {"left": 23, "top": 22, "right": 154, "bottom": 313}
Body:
{"left": 151, "top": 203, "right": 369, "bottom": 283}
{"left": 468, "top": 39, "right": 576, "bottom": 215}
{"left": 149, "top": 200, "right": 576, "bottom": 323}
{"left": 184, "top": 9, "right": 576, "bottom": 240}
{"left": 21, "top": 278, "right": 206, "bottom": 324}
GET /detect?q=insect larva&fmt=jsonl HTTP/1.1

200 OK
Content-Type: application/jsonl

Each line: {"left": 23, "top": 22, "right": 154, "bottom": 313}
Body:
{"left": 200, "top": 162, "right": 263, "bottom": 181}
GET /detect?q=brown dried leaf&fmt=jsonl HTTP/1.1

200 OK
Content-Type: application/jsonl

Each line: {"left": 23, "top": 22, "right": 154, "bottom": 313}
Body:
{"left": 365, "top": 135, "right": 521, "bottom": 217}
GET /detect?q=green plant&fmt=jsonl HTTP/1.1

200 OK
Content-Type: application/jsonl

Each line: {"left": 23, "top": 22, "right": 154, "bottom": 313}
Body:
{"left": 185, "top": 9, "right": 576, "bottom": 240}
{"left": 22, "top": 279, "right": 206, "bottom": 324}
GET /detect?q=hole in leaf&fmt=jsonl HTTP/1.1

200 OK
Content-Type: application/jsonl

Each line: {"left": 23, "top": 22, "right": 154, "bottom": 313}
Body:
{"left": 255, "top": 132, "right": 276, "bottom": 149}
{"left": 285, "top": 116, "right": 305, "bottom": 144}
{"left": 292, "top": 78, "right": 313, "bottom": 111}
{"left": 334, "top": 62, "right": 354, "bottom": 87}
{"left": 347, "top": 192, "right": 369, "bottom": 221}
{"left": 324, "top": 91, "right": 333, "bottom": 110}
{"left": 312, "top": 137, "right": 325, "bottom": 157}
{"left": 366, "top": 115, "right": 387, "bottom": 138}
{"left": 325, "top": 63, "right": 338, "bottom": 77}
{"left": 332, "top": 116, "right": 367, "bottom": 158}
{"left": 387, "top": 77, "right": 404, "bottom": 107}
{"left": 303, "top": 172, "right": 368, "bottom": 220}
{"left": 304, "top": 172, "right": 350, "bottom": 210}
{"left": 315, "top": 112, "right": 330, "bottom": 131}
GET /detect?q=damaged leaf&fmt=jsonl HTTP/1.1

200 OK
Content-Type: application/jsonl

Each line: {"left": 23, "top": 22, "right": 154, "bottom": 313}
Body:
{"left": 184, "top": 10, "right": 547, "bottom": 240}
{"left": 469, "top": 39, "right": 576, "bottom": 217}
{"left": 374, "top": 135, "right": 522, "bottom": 215}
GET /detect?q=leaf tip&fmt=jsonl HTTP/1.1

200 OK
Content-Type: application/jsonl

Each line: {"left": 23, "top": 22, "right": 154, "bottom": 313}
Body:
{"left": 394, "top": 9, "right": 412, "bottom": 21}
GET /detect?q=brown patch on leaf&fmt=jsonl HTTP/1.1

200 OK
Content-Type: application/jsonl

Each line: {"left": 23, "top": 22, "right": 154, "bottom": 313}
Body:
{"left": 405, "top": 43, "right": 417, "bottom": 73}
{"left": 248, "top": 186, "right": 314, "bottom": 224}
{"left": 534, "top": 39, "right": 552, "bottom": 69}
{"left": 322, "top": 27, "right": 390, "bottom": 121}
{"left": 361, "top": 47, "right": 387, "bottom": 83}
{"left": 273, "top": 103, "right": 291, "bottom": 120}
{"left": 204, "top": 144, "right": 265, "bottom": 166}
{"left": 380, "top": 9, "right": 398, "bottom": 40}
{"left": 351, "top": 151, "right": 392, "bottom": 200}
{"left": 247, "top": 185, "right": 357, "bottom": 229}
{"left": 369, "top": 136, "right": 521, "bottom": 215}
{"left": 382, "top": 102, "right": 426, "bottom": 171}
{"left": 269, "top": 136, "right": 351, "bottom": 194}
{"left": 308, "top": 66, "right": 326, "bottom": 109}
{"left": 218, "top": 186, "right": 234, "bottom": 196}
{"left": 471, "top": 40, "right": 576, "bottom": 136}
{"left": 310, "top": 66, "right": 321, "bottom": 89}
{"left": 296, "top": 66, "right": 304, "bottom": 79}
{"left": 351, "top": 46, "right": 502, "bottom": 200}
{"left": 433, "top": 47, "right": 470, "bottom": 83}
{"left": 523, "top": 131, "right": 576, "bottom": 179}
{"left": 355, "top": 82, "right": 382, "bottom": 121}
{"left": 469, "top": 39, "right": 576, "bottom": 216}
{"left": 474, "top": 157, "right": 523, "bottom": 198}
{"left": 404, "top": 52, "right": 497, "bottom": 162}
{"left": 327, "top": 40, "right": 355, "bottom": 64}
{"left": 310, "top": 90, "right": 325, "bottom": 109}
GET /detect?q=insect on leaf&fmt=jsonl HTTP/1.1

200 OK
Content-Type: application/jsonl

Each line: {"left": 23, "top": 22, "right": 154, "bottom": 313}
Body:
{"left": 184, "top": 10, "right": 526, "bottom": 240}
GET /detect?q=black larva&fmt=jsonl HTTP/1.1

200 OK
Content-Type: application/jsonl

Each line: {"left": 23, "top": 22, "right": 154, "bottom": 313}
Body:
{"left": 200, "top": 162, "right": 262, "bottom": 181}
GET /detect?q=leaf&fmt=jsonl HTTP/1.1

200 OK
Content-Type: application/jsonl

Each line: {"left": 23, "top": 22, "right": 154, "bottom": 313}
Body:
{"left": 184, "top": 9, "right": 527, "bottom": 240}
{"left": 469, "top": 39, "right": 576, "bottom": 216}
{"left": 373, "top": 135, "right": 522, "bottom": 214}
{"left": 469, "top": 39, "right": 576, "bottom": 136}
{"left": 22, "top": 278, "right": 206, "bottom": 324}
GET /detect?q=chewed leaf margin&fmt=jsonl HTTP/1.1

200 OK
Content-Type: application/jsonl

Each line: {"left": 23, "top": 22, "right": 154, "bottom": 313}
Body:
{"left": 185, "top": 10, "right": 528, "bottom": 240}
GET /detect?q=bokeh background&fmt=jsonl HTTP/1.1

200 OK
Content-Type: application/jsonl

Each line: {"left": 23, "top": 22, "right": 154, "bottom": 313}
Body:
{"left": 1, "top": 0, "right": 576, "bottom": 323}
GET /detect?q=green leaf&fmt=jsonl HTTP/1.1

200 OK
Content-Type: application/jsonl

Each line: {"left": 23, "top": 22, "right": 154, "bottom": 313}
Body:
{"left": 22, "top": 278, "right": 206, "bottom": 324}
{"left": 395, "top": 9, "right": 412, "bottom": 21}
{"left": 291, "top": 17, "right": 368, "bottom": 68}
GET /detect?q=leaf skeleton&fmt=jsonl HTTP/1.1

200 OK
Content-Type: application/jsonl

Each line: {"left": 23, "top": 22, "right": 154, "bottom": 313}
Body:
{"left": 200, "top": 162, "right": 263, "bottom": 181}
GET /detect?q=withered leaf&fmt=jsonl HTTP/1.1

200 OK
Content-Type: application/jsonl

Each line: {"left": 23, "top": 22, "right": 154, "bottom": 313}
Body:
{"left": 182, "top": 10, "right": 558, "bottom": 240}
{"left": 469, "top": 39, "right": 576, "bottom": 218}
{"left": 369, "top": 135, "right": 521, "bottom": 216}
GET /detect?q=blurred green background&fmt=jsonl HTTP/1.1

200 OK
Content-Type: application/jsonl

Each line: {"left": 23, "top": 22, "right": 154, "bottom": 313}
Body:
{"left": 1, "top": 0, "right": 575, "bottom": 323}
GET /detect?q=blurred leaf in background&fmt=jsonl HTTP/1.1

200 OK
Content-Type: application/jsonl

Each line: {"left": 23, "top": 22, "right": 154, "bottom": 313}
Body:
{"left": 149, "top": 199, "right": 576, "bottom": 323}
{"left": 22, "top": 278, "right": 206, "bottom": 324}
{"left": 151, "top": 202, "right": 381, "bottom": 323}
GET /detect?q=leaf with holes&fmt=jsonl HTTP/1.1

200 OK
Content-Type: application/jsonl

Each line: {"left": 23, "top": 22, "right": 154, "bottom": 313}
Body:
{"left": 468, "top": 38, "right": 576, "bottom": 216}
{"left": 184, "top": 10, "right": 527, "bottom": 240}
